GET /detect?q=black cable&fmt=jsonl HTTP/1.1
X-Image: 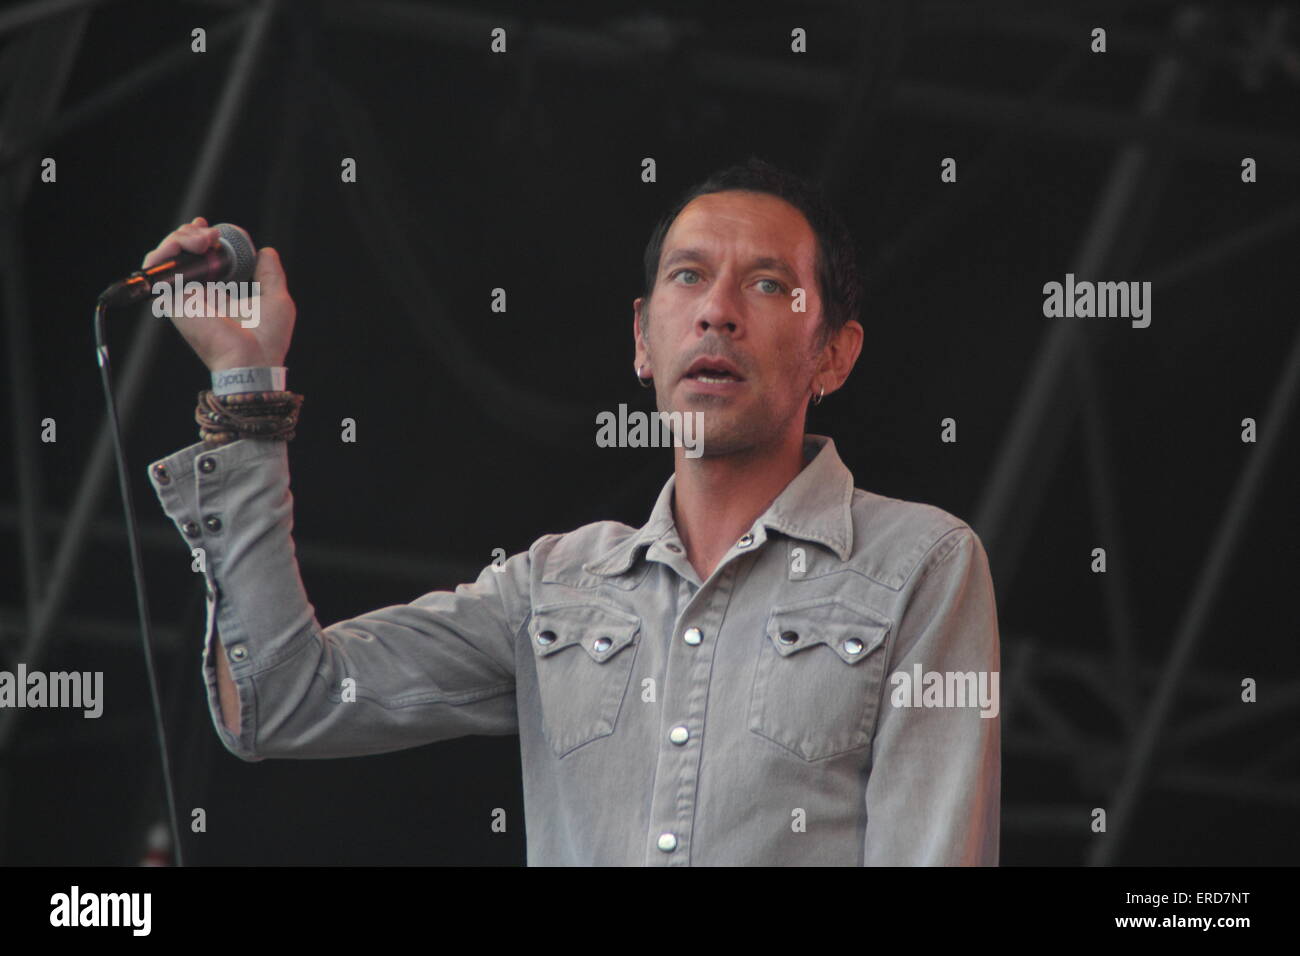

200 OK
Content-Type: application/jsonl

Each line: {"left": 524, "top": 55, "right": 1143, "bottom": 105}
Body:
{"left": 92, "top": 300, "right": 184, "bottom": 868}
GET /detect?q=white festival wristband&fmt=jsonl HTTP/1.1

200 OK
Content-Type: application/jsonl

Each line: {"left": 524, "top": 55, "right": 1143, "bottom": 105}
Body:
{"left": 211, "top": 366, "right": 287, "bottom": 396}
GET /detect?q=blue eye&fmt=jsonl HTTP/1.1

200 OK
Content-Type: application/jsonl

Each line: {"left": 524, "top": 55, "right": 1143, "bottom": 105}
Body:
{"left": 757, "top": 278, "right": 783, "bottom": 294}
{"left": 671, "top": 269, "right": 701, "bottom": 285}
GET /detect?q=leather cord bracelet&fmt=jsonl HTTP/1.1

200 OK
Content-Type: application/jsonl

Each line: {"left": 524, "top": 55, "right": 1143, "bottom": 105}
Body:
{"left": 196, "top": 388, "right": 304, "bottom": 446}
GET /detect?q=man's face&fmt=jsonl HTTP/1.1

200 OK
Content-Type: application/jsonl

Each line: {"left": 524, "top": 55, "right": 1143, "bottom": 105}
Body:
{"left": 633, "top": 190, "right": 826, "bottom": 458}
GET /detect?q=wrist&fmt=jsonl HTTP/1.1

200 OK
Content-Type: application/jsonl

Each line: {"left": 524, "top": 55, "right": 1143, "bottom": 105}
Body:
{"left": 211, "top": 366, "right": 287, "bottom": 396}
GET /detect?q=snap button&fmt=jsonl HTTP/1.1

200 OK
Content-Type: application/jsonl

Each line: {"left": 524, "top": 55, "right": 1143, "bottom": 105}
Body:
{"left": 656, "top": 832, "right": 678, "bottom": 852}
{"left": 665, "top": 543, "right": 682, "bottom": 553}
{"left": 778, "top": 630, "right": 800, "bottom": 645}
{"left": 182, "top": 521, "right": 201, "bottom": 539}
{"left": 151, "top": 463, "right": 171, "bottom": 485}
{"left": 198, "top": 456, "right": 217, "bottom": 473}
{"left": 593, "top": 636, "right": 612, "bottom": 653}
{"left": 536, "top": 630, "right": 557, "bottom": 646}
{"left": 683, "top": 626, "right": 702, "bottom": 646}
{"left": 229, "top": 645, "right": 247, "bottom": 662}
{"left": 737, "top": 533, "right": 754, "bottom": 548}
{"left": 669, "top": 725, "right": 689, "bottom": 745}
{"left": 844, "top": 637, "right": 864, "bottom": 655}
{"left": 203, "top": 514, "right": 223, "bottom": 533}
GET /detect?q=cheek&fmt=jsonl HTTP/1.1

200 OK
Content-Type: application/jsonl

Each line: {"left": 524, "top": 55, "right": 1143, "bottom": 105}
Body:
{"left": 768, "top": 331, "right": 818, "bottom": 375}
{"left": 649, "top": 326, "right": 675, "bottom": 364}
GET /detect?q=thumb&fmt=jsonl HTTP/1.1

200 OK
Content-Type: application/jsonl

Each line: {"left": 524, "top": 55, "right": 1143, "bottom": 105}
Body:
{"left": 253, "top": 246, "right": 287, "bottom": 294}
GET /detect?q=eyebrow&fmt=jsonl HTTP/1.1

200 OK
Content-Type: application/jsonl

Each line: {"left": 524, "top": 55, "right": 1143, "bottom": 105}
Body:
{"left": 661, "top": 248, "right": 801, "bottom": 286}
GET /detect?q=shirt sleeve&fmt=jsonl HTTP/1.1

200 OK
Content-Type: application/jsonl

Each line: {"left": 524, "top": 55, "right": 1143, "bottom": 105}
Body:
{"left": 146, "top": 437, "right": 526, "bottom": 762}
{"left": 862, "top": 527, "right": 1001, "bottom": 865}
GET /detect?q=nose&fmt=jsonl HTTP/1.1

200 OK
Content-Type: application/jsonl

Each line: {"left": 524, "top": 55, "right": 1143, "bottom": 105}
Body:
{"left": 695, "top": 279, "right": 743, "bottom": 337}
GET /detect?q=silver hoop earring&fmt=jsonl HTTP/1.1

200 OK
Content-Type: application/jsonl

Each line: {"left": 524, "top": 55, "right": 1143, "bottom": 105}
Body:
{"left": 636, "top": 364, "right": 653, "bottom": 389}
{"left": 812, "top": 384, "right": 825, "bottom": 406}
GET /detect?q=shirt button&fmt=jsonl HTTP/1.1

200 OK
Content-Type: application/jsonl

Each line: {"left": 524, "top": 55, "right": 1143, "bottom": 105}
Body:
{"left": 778, "top": 630, "right": 800, "bottom": 645}
{"left": 593, "top": 636, "right": 612, "bottom": 653}
{"left": 683, "top": 626, "right": 702, "bottom": 646}
{"left": 152, "top": 463, "right": 171, "bottom": 485}
{"left": 737, "top": 533, "right": 754, "bottom": 548}
{"left": 228, "top": 645, "right": 247, "bottom": 662}
{"left": 844, "top": 637, "right": 865, "bottom": 655}
{"left": 182, "top": 521, "right": 201, "bottom": 539}
{"left": 669, "top": 725, "right": 689, "bottom": 745}
{"left": 203, "top": 514, "right": 223, "bottom": 533}
{"left": 657, "top": 832, "right": 678, "bottom": 852}
{"left": 665, "top": 543, "right": 682, "bottom": 553}
{"left": 536, "top": 630, "right": 557, "bottom": 646}
{"left": 198, "top": 456, "right": 217, "bottom": 474}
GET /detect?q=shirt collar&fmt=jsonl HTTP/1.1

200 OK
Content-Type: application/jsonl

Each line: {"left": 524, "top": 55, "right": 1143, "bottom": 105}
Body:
{"left": 583, "top": 434, "right": 855, "bottom": 576}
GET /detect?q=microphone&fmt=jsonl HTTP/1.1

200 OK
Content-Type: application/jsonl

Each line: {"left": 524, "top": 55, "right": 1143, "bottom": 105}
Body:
{"left": 98, "top": 222, "right": 257, "bottom": 308}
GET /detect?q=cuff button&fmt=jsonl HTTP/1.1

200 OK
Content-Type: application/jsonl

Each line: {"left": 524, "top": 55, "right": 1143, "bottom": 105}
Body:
{"left": 152, "top": 463, "right": 171, "bottom": 485}
{"left": 203, "top": 514, "right": 223, "bottom": 533}
{"left": 229, "top": 646, "right": 247, "bottom": 662}
{"left": 198, "top": 456, "right": 217, "bottom": 474}
{"left": 182, "top": 521, "right": 201, "bottom": 538}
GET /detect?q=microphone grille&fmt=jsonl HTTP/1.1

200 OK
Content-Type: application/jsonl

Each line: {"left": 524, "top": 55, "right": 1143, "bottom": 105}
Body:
{"left": 215, "top": 223, "right": 257, "bottom": 282}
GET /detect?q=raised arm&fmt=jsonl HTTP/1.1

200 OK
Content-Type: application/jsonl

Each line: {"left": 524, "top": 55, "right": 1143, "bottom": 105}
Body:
{"left": 143, "top": 218, "right": 527, "bottom": 761}
{"left": 148, "top": 437, "right": 528, "bottom": 761}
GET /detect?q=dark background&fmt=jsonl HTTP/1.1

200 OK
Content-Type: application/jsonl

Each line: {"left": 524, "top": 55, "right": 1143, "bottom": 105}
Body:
{"left": 1, "top": 0, "right": 1297, "bottom": 865}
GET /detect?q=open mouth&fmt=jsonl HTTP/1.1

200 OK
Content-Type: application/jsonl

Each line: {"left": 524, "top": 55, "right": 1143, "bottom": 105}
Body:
{"left": 684, "top": 357, "right": 745, "bottom": 383}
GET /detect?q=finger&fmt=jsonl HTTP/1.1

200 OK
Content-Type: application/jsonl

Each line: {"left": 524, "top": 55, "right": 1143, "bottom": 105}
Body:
{"left": 252, "top": 247, "right": 287, "bottom": 295}
{"left": 142, "top": 238, "right": 181, "bottom": 269}
{"left": 142, "top": 225, "right": 221, "bottom": 269}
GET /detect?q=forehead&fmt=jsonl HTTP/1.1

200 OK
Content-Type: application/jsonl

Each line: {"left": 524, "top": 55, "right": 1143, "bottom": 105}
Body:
{"left": 662, "top": 190, "right": 817, "bottom": 275}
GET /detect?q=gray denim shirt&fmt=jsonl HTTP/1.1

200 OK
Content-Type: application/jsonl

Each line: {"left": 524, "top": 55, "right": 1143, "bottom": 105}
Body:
{"left": 146, "top": 433, "right": 1000, "bottom": 865}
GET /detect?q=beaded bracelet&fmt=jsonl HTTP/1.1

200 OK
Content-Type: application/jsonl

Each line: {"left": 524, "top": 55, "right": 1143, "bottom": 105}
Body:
{"left": 196, "top": 388, "right": 304, "bottom": 445}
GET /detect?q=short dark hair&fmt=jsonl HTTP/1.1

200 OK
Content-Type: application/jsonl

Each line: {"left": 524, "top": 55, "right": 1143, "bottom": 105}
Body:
{"left": 641, "top": 156, "right": 863, "bottom": 344}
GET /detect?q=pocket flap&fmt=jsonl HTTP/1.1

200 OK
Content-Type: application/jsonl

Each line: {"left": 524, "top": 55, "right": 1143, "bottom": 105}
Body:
{"left": 530, "top": 602, "right": 641, "bottom": 662}
{"left": 764, "top": 597, "right": 891, "bottom": 664}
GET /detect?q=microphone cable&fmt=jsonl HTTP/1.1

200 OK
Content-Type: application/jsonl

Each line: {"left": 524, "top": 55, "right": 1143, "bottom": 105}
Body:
{"left": 94, "top": 299, "right": 185, "bottom": 867}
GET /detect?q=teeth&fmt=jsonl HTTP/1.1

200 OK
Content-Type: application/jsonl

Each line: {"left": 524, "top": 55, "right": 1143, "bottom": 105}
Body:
{"left": 695, "top": 374, "right": 733, "bottom": 383}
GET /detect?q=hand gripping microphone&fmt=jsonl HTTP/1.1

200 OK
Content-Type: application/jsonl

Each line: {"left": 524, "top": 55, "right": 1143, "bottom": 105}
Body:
{"left": 97, "top": 222, "right": 257, "bottom": 307}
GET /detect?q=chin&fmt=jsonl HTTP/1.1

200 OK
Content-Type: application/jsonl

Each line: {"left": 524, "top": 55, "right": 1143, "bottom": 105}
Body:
{"left": 691, "top": 414, "right": 771, "bottom": 459}
{"left": 658, "top": 393, "right": 785, "bottom": 458}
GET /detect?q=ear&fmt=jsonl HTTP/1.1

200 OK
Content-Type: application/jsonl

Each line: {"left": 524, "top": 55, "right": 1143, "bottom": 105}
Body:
{"left": 815, "top": 319, "right": 864, "bottom": 397}
{"left": 633, "top": 296, "right": 651, "bottom": 372}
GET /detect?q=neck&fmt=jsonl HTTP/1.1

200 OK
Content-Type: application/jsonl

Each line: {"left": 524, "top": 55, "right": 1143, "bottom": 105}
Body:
{"left": 671, "top": 428, "right": 808, "bottom": 581}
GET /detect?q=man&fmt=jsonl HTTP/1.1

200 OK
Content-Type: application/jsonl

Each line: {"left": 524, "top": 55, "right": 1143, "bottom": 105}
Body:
{"left": 145, "top": 157, "right": 1000, "bottom": 865}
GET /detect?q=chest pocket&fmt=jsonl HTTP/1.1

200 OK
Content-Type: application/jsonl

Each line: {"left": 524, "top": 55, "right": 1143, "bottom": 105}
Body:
{"left": 748, "top": 596, "right": 891, "bottom": 762}
{"left": 529, "top": 602, "right": 641, "bottom": 758}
